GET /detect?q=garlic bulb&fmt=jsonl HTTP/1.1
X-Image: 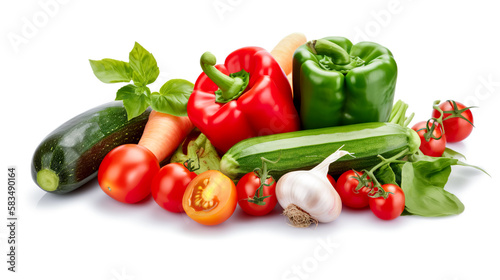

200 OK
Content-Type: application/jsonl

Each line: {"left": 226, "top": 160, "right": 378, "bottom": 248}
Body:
{"left": 276, "top": 149, "right": 351, "bottom": 227}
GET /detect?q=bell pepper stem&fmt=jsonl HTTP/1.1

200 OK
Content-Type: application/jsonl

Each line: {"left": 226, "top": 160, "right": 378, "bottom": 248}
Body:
{"left": 307, "top": 39, "right": 351, "bottom": 65}
{"left": 200, "top": 52, "right": 246, "bottom": 101}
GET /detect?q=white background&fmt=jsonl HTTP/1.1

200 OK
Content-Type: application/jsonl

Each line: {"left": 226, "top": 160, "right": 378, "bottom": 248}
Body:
{"left": 1, "top": 0, "right": 499, "bottom": 279}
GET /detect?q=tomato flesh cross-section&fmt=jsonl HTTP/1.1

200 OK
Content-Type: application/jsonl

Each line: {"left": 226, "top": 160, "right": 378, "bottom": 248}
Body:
{"left": 182, "top": 171, "right": 237, "bottom": 226}
{"left": 190, "top": 178, "right": 220, "bottom": 211}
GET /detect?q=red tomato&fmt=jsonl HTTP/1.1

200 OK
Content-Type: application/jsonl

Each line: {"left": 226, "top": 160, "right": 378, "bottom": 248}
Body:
{"left": 334, "top": 170, "right": 372, "bottom": 208}
{"left": 151, "top": 163, "right": 197, "bottom": 213}
{"left": 182, "top": 171, "right": 237, "bottom": 225}
{"left": 236, "top": 172, "right": 277, "bottom": 216}
{"left": 369, "top": 184, "right": 405, "bottom": 220}
{"left": 327, "top": 174, "right": 336, "bottom": 187}
{"left": 98, "top": 144, "right": 160, "bottom": 204}
{"left": 411, "top": 121, "right": 446, "bottom": 157}
{"left": 432, "top": 101, "right": 474, "bottom": 142}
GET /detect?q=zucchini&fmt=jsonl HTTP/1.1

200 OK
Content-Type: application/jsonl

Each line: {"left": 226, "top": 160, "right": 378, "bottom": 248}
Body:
{"left": 31, "top": 101, "right": 151, "bottom": 194}
{"left": 220, "top": 122, "right": 420, "bottom": 181}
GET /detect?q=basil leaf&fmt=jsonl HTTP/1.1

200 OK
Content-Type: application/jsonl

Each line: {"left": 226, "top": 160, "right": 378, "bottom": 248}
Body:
{"left": 129, "top": 42, "right": 159, "bottom": 86}
{"left": 149, "top": 79, "right": 194, "bottom": 116}
{"left": 457, "top": 161, "right": 490, "bottom": 176}
{"left": 401, "top": 157, "right": 464, "bottom": 217}
{"left": 115, "top": 84, "right": 149, "bottom": 120}
{"left": 390, "top": 162, "right": 405, "bottom": 186}
{"left": 374, "top": 164, "right": 397, "bottom": 185}
{"left": 89, "top": 59, "right": 132, "bottom": 83}
{"left": 408, "top": 153, "right": 459, "bottom": 169}
{"left": 442, "top": 147, "right": 466, "bottom": 160}
{"left": 115, "top": 84, "right": 137, "bottom": 100}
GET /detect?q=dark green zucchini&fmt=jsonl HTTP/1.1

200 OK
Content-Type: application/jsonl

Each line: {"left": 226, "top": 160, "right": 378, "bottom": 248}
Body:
{"left": 31, "top": 101, "right": 151, "bottom": 194}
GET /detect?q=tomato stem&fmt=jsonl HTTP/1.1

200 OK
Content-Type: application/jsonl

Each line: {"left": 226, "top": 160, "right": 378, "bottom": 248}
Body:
{"left": 442, "top": 100, "right": 476, "bottom": 127}
{"left": 183, "top": 158, "right": 201, "bottom": 172}
{"left": 362, "top": 148, "right": 410, "bottom": 199}
{"left": 247, "top": 155, "right": 280, "bottom": 205}
{"left": 423, "top": 100, "right": 476, "bottom": 143}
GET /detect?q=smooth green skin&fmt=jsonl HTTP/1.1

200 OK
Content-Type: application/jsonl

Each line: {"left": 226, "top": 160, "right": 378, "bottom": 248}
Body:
{"left": 293, "top": 36, "right": 398, "bottom": 129}
{"left": 31, "top": 101, "right": 151, "bottom": 194}
{"left": 220, "top": 122, "right": 420, "bottom": 181}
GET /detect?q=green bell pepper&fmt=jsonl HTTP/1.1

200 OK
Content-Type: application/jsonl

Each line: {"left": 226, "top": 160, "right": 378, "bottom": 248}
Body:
{"left": 292, "top": 36, "right": 398, "bottom": 129}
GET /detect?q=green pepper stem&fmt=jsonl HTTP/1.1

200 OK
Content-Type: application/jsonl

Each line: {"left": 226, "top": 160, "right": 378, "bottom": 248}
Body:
{"left": 200, "top": 52, "right": 246, "bottom": 101}
{"left": 170, "top": 132, "right": 220, "bottom": 175}
{"left": 307, "top": 39, "right": 351, "bottom": 65}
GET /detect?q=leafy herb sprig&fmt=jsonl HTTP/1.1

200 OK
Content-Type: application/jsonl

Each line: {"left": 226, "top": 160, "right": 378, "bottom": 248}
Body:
{"left": 89, "top": 42, "right": 193, "bottom": 120}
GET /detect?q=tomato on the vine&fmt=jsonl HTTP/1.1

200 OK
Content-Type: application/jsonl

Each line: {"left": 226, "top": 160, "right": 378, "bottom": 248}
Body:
{"left": 369, "top": 184, "right": 405, "bottom": 220}
{"left": 412, "top": 121, "right": 446, "bottom": 157}
{"left": 236, "top": 172, "right": 277, "bottom": 216}
{"left": 334, "top": 170, "right": 372, "bottom": 208}
{"left": 432, "top": 100, "right": 474, "bottom": 142}
{"left": 98, "top": 144, "right": 160, "bottom": 204}
{"left": 151, "top": 163, "right": 197, "bottom": 213}
{"left": 182, "top": 170, "right": 237, "bottom": 225}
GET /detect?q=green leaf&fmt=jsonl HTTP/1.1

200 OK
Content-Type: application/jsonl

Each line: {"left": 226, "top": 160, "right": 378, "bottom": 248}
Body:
{"left": 115, "top": 84, "right": 138, "bottom": 100}
{"left": 115, "top": 84, "right": 149, "bottom": 120}
{"left": 442, "top": 147, "right": 466, "bottom": 160}
{"left": 401, "top": 157, "right": 464, "bottom": 217}
{"left": 390, "top": 162, "right": 405, "bottom": 186}
{"left": 457, "top": 161, "right": 490, "bottom": 176}
{"left": 129, "top": 42, "right": 159, "bottom": 86}
{"left": 149, "top": 79, "right": 194, "bottom": 116}
{"left": 89, "top": 59, "right": 132, "bottom": 83}
{"left": 374, "top": 164, "right": 397, "bottom": 185}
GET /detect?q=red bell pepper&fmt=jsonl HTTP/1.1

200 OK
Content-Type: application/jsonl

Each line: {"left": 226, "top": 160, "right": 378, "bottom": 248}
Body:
{"left": 187, "top": 47, "right": 300, "bottom": 153}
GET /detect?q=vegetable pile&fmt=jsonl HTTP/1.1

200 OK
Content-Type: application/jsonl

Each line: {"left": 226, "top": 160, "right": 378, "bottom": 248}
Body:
{"left": 31, "top": 33, "right": 486, "bottom": 228}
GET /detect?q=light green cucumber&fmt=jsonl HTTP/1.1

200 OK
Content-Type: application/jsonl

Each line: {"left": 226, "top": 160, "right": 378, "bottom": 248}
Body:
{"left": 220, "top": 122, "right": 420, "bottom": 181}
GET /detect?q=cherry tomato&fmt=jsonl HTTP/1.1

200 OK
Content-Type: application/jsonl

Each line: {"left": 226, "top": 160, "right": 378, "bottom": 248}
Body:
{"left": 151, "top": 163, "right": 197, "bottom": 213}
{"left": 182, "top": 170, "right": 237, "bottom": 225}
{"left": 98, "top": 144, "right": 160, "bottom": 204}
{"left": 411, "top": 121, "right": 446, "bottom": 157}
{"left": 327, "top": 175, "right": 336, "bottom": 187}
{"left": 432, "top": 101, "right": 474, "bottom": 142}
{"left": 335, "top": 170, "right": 372, "bottom": 208}
{"left": 369, "top": 184, "right": 405, "bottom": 220}
{"left": 236, "top": 172, "right": 277, "bottom": 216}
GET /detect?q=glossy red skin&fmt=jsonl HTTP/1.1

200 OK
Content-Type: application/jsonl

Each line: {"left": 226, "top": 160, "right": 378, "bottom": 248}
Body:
{"left": 98, "top": 144, "right": 160, "bottom": 204}
{"left": 236, "top": 172, "right": 277, "bottom": 216}
{"left": 432, "top": 101, "right": 474, "bottom": 142}
{"left": 369, "top": 184, "right": 405, "bottom": 220}
{"left": 151, "top": 163, "right": 197, "bottom": 213}
{"left": 327, "top": 175, "right": 336, "bottom": 188}
{"left": 412, "top": 121, "right": 446, "bottom": 157}
{"left": 187, "top": 47, "right": 300, "bottom": 153}
{"left": 335, "top": 170, "right": 372, "bottom": 208}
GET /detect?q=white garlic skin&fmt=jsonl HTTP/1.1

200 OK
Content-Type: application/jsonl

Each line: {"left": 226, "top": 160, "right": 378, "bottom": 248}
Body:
{"left": 276, "top": 170, "right": 342, "bottom": 223}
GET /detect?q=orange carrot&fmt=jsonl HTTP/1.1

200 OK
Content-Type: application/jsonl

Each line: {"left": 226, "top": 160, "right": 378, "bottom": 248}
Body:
{"left": 271, "top": 33, "right": 307, "bottom": 76}
{"left": 138, "top": 110, "right": 194, "bottom": 162}
{"left": 287, "top": 73, "right": 294, "bottom": 96}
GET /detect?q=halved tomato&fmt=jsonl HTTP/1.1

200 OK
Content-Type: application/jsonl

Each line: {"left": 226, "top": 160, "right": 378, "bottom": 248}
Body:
{"left": 182, "top": 170, "right": 237, "bottom": 226}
